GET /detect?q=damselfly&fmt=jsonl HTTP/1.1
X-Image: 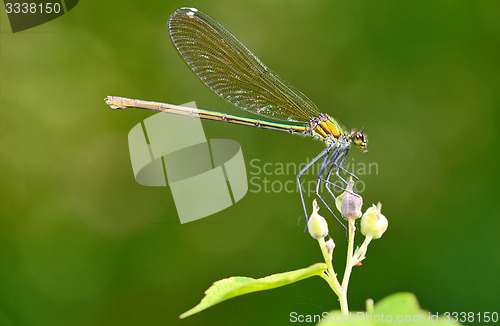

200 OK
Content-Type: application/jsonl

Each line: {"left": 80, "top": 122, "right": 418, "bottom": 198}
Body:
{"left": 106, "top": 7, "right": 367, "bottom": 229}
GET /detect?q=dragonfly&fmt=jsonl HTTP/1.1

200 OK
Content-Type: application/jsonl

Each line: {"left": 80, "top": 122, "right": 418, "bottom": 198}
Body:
{"left": 105, "top": 7, "right": 367, "bottom": 229}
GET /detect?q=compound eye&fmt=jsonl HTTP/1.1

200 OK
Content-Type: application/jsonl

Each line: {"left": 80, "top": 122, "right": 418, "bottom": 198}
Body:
{"left": 354, "top": 131, "right": 363, "bottom": 141}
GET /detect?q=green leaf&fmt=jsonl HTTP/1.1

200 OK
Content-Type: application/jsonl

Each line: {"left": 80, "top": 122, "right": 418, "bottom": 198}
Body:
{"left": 180, "top": 263, "right": 327, "bottom": 319}
{"left": 317, "top": 293, "right": 463, "bottom": 325}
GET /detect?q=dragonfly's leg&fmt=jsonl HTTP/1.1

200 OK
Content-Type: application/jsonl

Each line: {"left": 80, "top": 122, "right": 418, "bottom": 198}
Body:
{"left": 323, "top": 146, "right": 349, "bottom": 196}
{"left": 311, "top": 146, "right": 347, "bottom": 232}
{"left": 318, "top": 145, "right": 341, "bottom": 179}
{"left": 314, "top": 175, "right": 347, "bottom": 232}
{"left": 334, "top": 146, "right": 365, "bottom": 196}
{"left": 323, "top": 179, "right": 338, "bottom": 201}
{"left": 325, "top": 153, "right": 361, "bottom": 198}
{"left": 297, "top": 148, "right": 329, "bottom": 229}
{"left": 323, "top": 160, "right": 343, "bottom": 200}
{"left": 321, "top": 146, "right": 350, "bottom": 196}
{"left": 332, "top": 148, "right": 350, "bottom": 187}
{"left": 338, "top": 165, "right": 360, "bottom": 182}
{"left": 322, "top": 173, "right": 357, "bottom": 242}
{"left": 329, "top": 155, "right": 360, "bottom": 183}
{"left": 321, "top": 177, "right": 347, "bottom": 194}
{"left": 320, "top": 177, "right": 357, "bottom": 197}
{"left": 317, "top": 146, "right": 351, "bottom": 198}
{"left": 316, "top": 145, "right": 361, "bottom": 239}
{"left": 324, "top": 151, "right": 363, "bottom": 201}
{"left": 318, "top": 171, "right": 359, "bottom": 240}
{"left": 324, "top": 159, "right": 340, "bottom": 196}
{"left": 318, "top": 146, "right": 340, "bottom": 197}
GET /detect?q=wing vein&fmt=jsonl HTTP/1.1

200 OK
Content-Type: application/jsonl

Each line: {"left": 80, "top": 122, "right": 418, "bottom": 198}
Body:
{"left": 168, "top": 7, "right": 322, "bottom": 123}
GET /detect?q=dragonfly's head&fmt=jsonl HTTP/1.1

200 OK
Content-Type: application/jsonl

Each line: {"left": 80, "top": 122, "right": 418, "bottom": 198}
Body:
{"left": 351, "top": 129, "right": 368, "bottom": 152}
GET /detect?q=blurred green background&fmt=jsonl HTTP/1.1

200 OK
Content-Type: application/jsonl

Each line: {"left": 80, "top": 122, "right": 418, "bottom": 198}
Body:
{"left": 1, "top": 0, "right": 499, "bottom": 325}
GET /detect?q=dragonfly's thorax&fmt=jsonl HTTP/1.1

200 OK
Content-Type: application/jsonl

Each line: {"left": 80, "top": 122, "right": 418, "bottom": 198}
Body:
{"left": 324, "top": 134, "right": 351, "bottom": 149}
{"left": 311, "top": 114, "right": 344, "bottom": 141}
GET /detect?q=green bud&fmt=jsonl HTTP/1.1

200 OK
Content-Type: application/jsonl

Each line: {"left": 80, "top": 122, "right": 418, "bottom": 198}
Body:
{"left": 360, "top": 202, "right": 388, "bottom": 239}
{"left": 340, "top": 179, "right": 363, "bottom": 219}
{"left": 308, "top": 199, "right": 329, "bottom": 239}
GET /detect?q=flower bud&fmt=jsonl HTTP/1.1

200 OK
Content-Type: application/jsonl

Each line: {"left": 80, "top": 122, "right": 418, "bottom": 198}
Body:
{"left": 335, "top": 192, "right": 344, "bottom": 213}
{"left": 339, "top": 179, "right": 363, "bottom": 219}
{"left": 360, "top": 202, "right": 388, "bottom": 239}
{"left": 308, "top": 199, "right": 329, "bottom": 239}
{"left": 325, "top": 238, "right": 335, "bottom": 255}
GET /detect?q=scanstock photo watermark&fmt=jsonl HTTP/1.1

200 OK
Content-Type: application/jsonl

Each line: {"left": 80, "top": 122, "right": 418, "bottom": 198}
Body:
{"left": 290, "top": 311, "right": 499, "bottom": 323}
{"left": 248, "top": 157, "right": 378, "bottom": 196}
{"left": 291, "top": 311, "right": 427, "bottom": 323}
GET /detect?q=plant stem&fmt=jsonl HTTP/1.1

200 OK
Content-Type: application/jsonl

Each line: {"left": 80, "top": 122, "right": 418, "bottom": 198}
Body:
{"left": 339, "top": 289, "right": 349, "bottom": 315}
{"left": 318, "top": 238, "right": 342, "bottom": 297}
{"left": 339, "top": 218, "right": 356, "bottom": 313}
{"left": 366, "top": 298, "right": 374, "bottom": 315}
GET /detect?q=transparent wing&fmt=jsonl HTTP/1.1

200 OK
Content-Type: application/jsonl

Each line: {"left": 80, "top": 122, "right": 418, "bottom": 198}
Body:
{"left": 168, "top": 7, "right": 322, "bottom": 123}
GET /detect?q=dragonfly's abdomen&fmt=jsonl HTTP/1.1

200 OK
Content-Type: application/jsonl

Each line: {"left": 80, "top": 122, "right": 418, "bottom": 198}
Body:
{"left": 105, "top": 96, "right": 312, "bottom": 136}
